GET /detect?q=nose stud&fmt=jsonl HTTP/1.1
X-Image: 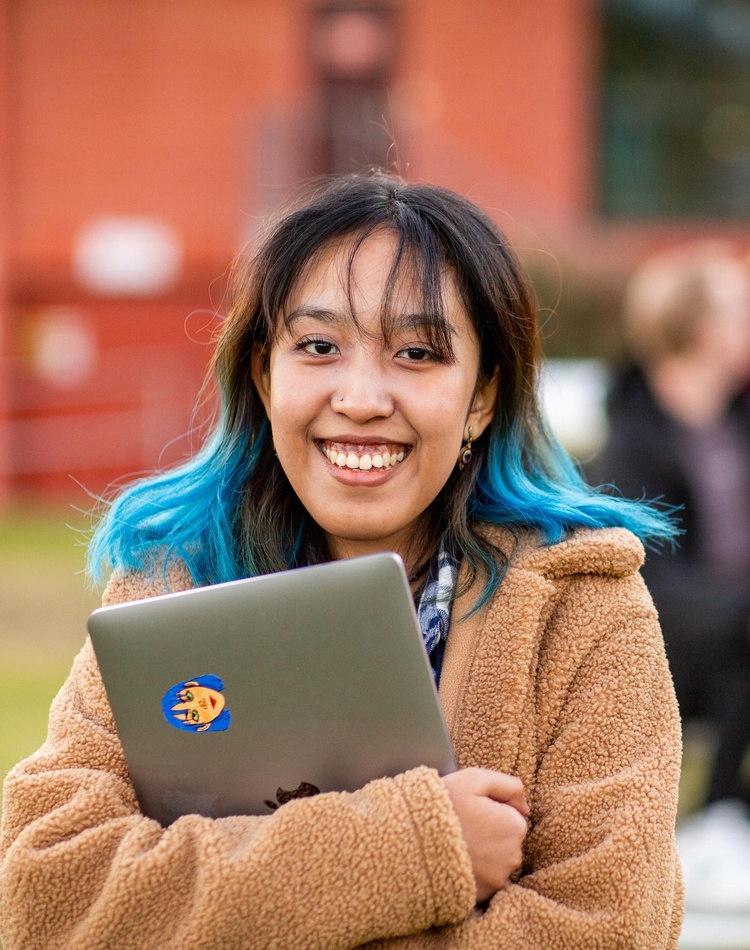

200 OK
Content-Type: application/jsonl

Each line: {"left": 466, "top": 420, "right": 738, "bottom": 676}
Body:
{"left": 338, "top": 396, "right": 344, "bottom": 402}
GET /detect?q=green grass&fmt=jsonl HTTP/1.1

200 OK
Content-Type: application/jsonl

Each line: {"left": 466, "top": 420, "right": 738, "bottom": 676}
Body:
{"left": 0, "top": 656, "right": 69, "bottom": 783}
{"left": 678, "top": 726, "right": 711, "bottom": 822}
{"left": 0, "top": 503, "right": 92, "bottom": 560}
{"left": 0, "top": 505, "right": 100, "bottom": 793}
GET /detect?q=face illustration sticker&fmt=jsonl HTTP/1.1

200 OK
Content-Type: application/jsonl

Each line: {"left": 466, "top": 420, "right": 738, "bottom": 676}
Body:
{"left": 161, "top": 674, "right": 231, "bottom": 733}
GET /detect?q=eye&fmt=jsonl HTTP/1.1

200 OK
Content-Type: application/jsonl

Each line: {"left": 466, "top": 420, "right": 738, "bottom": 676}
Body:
{"left": 396, "top": 346, "right": 435, "bottom": 362}
{"left": 185, "top": 691, "right": 193, "bottom": 701}
{"left": 191, "top": 709, "right": 199, "bottom": 721}
{"left": 298, "top": 337, "right": 339, "bottom": 356}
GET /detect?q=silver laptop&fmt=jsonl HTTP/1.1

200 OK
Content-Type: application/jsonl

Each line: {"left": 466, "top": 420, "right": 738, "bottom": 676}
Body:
{"left": 88, "top": 552, "right": 456, "bottom": 825}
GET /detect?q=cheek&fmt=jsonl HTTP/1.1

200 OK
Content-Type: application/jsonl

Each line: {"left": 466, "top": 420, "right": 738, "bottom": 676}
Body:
{"left": 268, "top": 379, "right": 316, "bottom": 435}
{"left": 418, "top": 376, "right": 475, "bottom": 438}
{"left": 411, "top": 401, "right": 469, "bottom": 486}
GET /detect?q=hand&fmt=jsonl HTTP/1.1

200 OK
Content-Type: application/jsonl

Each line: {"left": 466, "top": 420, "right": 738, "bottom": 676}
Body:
{"left": 441, "top": 767, "right": 529, "bottom": 903}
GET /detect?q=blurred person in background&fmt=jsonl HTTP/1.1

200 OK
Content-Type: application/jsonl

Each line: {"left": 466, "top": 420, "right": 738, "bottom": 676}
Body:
{"left": 589, "top": 242, "right": 750, "bottom": 912}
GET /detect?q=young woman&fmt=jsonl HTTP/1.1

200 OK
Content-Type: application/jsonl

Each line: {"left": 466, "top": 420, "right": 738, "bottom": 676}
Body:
{"left": 0, "top": 173, "right": 683, "bottom": 949}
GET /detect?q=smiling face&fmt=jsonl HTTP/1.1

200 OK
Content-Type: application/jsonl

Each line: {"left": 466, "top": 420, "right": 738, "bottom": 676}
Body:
{"left": 251, "top": 230, "right": 497, "bottom": 567}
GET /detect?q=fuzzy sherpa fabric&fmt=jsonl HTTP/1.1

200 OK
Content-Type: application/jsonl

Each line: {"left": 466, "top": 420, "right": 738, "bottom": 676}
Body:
{"left": 0, "top": 527, "right": 682, "bottom": 948}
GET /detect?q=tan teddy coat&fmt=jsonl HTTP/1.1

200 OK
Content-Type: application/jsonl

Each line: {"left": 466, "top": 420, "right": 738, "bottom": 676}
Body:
{"left": 0, "top": 527, "right": 683, "bottom": 948}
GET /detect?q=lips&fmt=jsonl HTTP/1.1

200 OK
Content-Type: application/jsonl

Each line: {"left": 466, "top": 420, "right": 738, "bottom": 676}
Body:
{"left": 319, "top": 440, "right": 409, "bottom": 471}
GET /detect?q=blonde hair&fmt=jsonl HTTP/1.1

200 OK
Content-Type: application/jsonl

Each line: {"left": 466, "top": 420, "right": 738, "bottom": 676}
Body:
{"left": 622, "top": 241, "right": 745, "bottom": 365}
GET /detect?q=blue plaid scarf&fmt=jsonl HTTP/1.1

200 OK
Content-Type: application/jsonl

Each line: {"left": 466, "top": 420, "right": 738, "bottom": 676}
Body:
{"left": 416, "top": 545, "right": 458, "bottom": 683}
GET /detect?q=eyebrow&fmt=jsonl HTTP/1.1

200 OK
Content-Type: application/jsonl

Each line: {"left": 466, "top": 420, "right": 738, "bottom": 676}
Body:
{"left": 284, "top": 306, "right": 342, "bottom": 327}
{"left": 284, "top": 305, "right": 457, "bottom": 336}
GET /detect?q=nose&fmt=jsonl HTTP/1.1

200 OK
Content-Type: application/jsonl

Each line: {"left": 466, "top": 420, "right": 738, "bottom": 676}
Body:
{"left": 332, "top": 357, "right": 394, "bottom": 421}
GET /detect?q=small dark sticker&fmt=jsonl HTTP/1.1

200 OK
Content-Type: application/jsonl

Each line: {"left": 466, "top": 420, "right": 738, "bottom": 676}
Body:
{"left": 161, "top": 674, "right": 231, "bottom": 733}
{"left": 264, "top": 782, "right": 321, "bottom": 810}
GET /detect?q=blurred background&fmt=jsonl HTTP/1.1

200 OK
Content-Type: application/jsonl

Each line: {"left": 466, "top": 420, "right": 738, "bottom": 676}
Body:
{"left": 1, "top": 1, "right": 750, "bottom": 945}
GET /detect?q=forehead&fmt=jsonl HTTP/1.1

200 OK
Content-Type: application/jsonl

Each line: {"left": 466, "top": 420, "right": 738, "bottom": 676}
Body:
{"left": 283, "top": 230, "right": 468, "bottom": 329}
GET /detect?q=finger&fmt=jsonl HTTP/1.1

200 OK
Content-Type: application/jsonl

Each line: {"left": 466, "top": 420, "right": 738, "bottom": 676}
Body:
{"left": 490, "top": 783, "right": 529, "bottom": 817}
{"left": 475, "top": 771, "right": 528, "bottom": 813}
{"left": 441, "top": 768, "right": 529, "bottom": 816}
{"left": 506, "top": 789, "right": 530, "bottom": 817}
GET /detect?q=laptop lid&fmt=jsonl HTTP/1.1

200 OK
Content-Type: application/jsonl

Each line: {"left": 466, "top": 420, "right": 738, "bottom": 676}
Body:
{"left": 87, "top": 552, "right": 457, "bottom": 825}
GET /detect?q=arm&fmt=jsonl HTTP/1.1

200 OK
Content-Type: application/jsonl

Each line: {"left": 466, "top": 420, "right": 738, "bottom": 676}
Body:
{"left": 590, "top": 427, "right": 750, "bottom": 648}
{"left": 1, "top": 645, "right": 474, "bottom": 949}
{"left": 641, "top": 552, "right": 750, "bottom": 651}
{"left": 369, "top": 573, "right": 683, "bottom": 949}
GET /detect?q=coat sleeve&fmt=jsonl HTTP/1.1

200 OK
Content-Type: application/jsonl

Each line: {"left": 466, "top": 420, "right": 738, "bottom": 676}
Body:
{"left": 0, "top": 586, "right": 475, "bottom": 949}
{"left": 368, "top": 572, "right": 684, "bottom": 949}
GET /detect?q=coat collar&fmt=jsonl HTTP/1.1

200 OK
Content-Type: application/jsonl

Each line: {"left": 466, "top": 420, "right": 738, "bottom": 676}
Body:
{"left": 438, "top": 526, "right": 644, "bottom": 773}
{"left": 439, "top": 563, "right": 555, "bottom": 774}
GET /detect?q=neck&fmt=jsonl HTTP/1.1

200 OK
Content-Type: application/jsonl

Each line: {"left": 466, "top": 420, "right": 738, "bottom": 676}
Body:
{"left": 649, "top": 357, "right": 736, "bottom": 428}
{"left": 325, "top": 519, "right": 434, "bottom": 583}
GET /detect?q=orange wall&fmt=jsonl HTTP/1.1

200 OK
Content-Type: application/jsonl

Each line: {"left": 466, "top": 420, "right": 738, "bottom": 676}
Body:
{"left": 1, "top": 0, "right": 11, "bottom": 502}
{"left": 8, "top": 0, "right": 596, "bottom": 281}
{"left": 398, "top": 0, "right": 596, "bottom": 216}
{"left": 8, "top": 0, "right": 312, "bottom": 276}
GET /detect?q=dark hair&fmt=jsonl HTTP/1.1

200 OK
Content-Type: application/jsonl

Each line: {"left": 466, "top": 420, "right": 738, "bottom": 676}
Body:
{"left": 88, "top": 171, "right": 675, "bottom": 602}
{"left": 220, "top": 171, "right": 541, "bottom": 579}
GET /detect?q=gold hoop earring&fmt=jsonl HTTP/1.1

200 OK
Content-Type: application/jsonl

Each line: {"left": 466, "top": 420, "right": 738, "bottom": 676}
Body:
{"left": 458, "top": 427, "right": 473, "bottom": 470}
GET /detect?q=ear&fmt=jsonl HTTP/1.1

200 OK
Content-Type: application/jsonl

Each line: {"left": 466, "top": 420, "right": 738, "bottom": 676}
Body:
{"left": 465, "top": 367, "right": 499, "bottom": 440}
{"left": 250, "top": 344, "right": 272, "bottom": 416}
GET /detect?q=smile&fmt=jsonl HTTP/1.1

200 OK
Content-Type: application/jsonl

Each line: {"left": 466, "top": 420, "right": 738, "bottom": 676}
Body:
{"left": 319, "top": 441, "right": 409, "bottom": 471}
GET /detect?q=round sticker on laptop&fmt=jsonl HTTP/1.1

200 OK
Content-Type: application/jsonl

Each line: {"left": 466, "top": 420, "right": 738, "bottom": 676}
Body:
{"left": 161, "top": 674, "right": 231, "bottom": 733}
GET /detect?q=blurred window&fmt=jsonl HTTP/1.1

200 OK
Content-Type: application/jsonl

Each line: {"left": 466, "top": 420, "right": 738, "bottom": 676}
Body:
{"left": 310, "top": 4, "right": 396, "bottom": 174}
{"left": 601, "top": 0, "right": 750, "bottom": 218}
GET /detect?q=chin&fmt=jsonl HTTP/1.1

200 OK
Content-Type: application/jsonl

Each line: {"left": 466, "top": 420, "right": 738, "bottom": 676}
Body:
{"left": 327, "top": 529, "right": 404, "bottom": 546}
{"left": 318, "top": 516, "right": 424, "bottom": 559}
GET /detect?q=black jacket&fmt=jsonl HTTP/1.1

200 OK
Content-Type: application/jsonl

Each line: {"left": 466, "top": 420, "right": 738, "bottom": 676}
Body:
{"left": 588, "top": 366, "right": 750, "bottom": 658}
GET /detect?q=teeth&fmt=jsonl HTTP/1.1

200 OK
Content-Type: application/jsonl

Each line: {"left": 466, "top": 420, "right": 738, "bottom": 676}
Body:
{"left": 323, "top": 443, "right": 407, "bottom": 471}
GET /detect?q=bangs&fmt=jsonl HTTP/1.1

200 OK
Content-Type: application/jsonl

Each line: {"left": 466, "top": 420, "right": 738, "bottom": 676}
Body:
{"left": 267, "top": 223, "right": 458, "bottom": 363}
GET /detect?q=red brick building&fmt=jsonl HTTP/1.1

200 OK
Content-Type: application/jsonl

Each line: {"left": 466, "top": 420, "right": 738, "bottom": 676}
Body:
{"left": 1, "top": 0, "right": 748, "bottom": 501}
